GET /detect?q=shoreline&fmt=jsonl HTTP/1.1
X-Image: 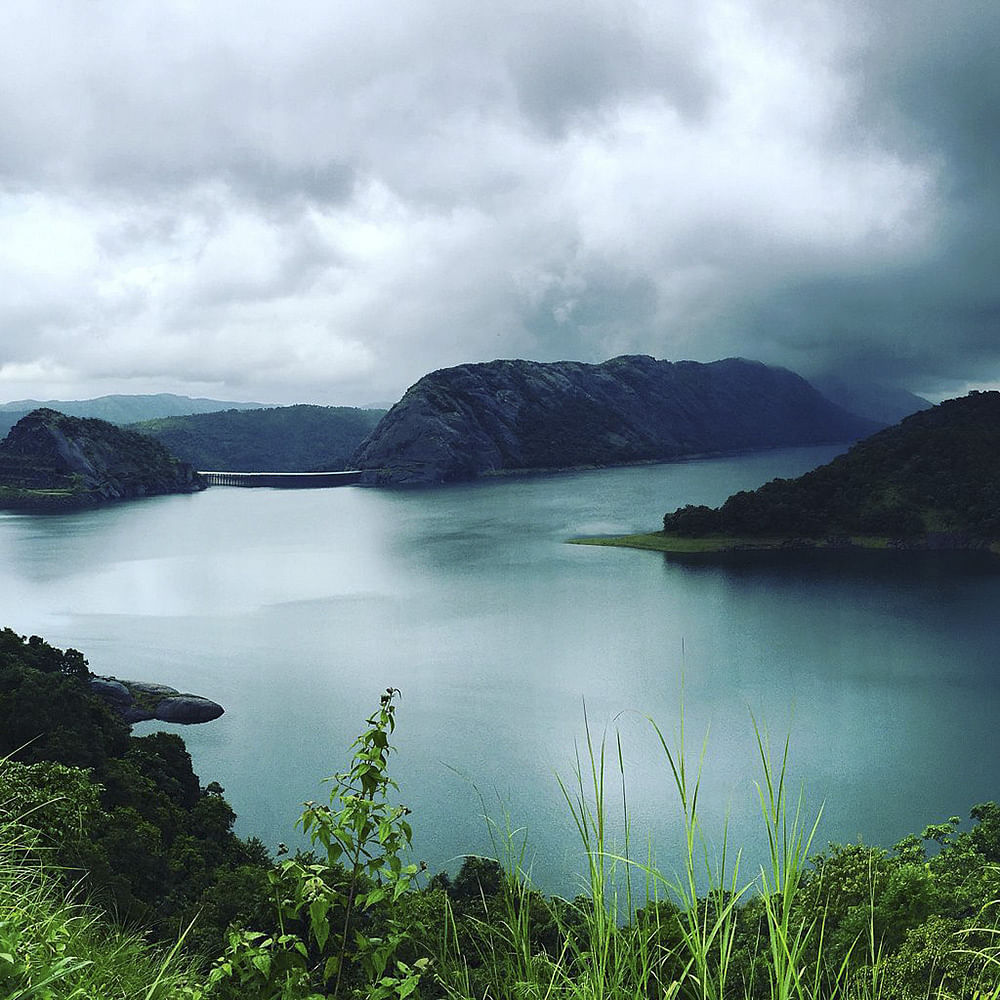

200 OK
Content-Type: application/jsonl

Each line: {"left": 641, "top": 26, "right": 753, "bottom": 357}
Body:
{"left": 568, "top": 531, "right": 1000, "bottom": 558}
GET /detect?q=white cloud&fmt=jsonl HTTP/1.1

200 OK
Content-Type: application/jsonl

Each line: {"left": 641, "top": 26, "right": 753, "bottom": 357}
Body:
{"left": 0, "top": 0, "right": 993, "bottom": 404}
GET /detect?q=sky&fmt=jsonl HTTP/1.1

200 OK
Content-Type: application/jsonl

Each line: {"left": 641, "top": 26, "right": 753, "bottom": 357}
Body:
{"left": 0, "top": 0, "right": 997, "bottom": 407}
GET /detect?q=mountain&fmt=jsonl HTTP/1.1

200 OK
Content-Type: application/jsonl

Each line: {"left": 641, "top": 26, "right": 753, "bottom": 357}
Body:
{"left": 809, "top": 375, "right": 932, "bottom": 426}
{"left": 0, "top": 393, "right": 271, "bottom": 437}
{"left": 132, "top": 405, "right": 386, "bottom": 472}
{"left": 660, "top": 391, "right": 1000, "bottom": 548}
{"left": 352, "top": 355, "right": 878, "bottom": 485}
{"left": 0, "top": 408, "right": 204, "bottom": 511}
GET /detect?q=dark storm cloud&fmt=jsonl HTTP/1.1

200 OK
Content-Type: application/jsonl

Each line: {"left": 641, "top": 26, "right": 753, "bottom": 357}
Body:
{"left": 732, "top": 0, "right": 1000, "bottom": 397}
{"left": 0, "top": 1, "right": 995, "bottom": 404}
{"left": 503, "top": 1, "right": 715, "bottom": 136}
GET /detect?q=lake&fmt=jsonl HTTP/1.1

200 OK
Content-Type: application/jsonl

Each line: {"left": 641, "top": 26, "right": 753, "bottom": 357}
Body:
{"left": 3, "top": 444, "right": 998, "bottom": 895}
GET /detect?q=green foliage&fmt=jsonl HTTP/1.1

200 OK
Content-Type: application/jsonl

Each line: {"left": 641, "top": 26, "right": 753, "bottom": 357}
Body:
{"left": 0, "top": 806, "right": 206, "bottom": 1000}
{"left": 210, "top": 688, "right": 428, "bottom": 1000}
{"left": 0, "top": 628, "right": 130, "bottom": 770}
{"left": 0, "top": 629, "right": 269, "bottom": 950}
{"left": 663, "top": 391, "right": 1000, "bottom": 543}
{"left": 0, "top": 759, "right": 102, "bottom": 856}
{"left": 132, "top": 405, "right": 386, "bottom": 473}
{"left": 8, "top": 630, "right": 1000, "bottom": 1000}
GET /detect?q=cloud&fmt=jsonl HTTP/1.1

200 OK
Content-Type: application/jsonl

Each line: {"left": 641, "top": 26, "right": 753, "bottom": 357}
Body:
{"left": 0, "top": 0, "right": 995, "bottom": 405}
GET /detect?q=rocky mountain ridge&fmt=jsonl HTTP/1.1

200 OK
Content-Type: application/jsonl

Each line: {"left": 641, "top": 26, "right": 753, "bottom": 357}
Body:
{"left": 352, "top": 355, "right": 879, "bottom": 485}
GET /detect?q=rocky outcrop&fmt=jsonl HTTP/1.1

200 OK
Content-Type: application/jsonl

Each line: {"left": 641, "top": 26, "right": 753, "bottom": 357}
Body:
{"left": 0, "top": 408, "right": 205, "bottom": 510}
{"left": 352, "top": 356, "right": 879, "bottom": 485}
{"left": 89, "top": 676, "right": 224, "bottom": 725}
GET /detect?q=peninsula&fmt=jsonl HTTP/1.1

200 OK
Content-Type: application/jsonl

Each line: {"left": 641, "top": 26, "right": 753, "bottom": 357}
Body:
{"left": 575, "top": 391, "right": 1000, "bottom": 557}
{"left": 353, "top": 355, "right": 877, "bottom": 485}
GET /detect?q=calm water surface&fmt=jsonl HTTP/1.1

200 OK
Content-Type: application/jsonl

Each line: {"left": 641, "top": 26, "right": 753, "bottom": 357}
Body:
{"left": 3, "top": 445, "right": 998, "bottom": 893}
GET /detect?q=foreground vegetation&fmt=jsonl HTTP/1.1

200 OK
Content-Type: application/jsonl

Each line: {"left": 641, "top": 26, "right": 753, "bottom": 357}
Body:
{"left": 4, "top": 629, "right": 1000, "bottom": 998}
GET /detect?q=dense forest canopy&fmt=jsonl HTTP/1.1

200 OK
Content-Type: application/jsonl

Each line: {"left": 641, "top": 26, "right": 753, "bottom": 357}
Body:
{"left": 0, "top": 627, "right": 269, "bottom": 946}
{"left": 662, "top": 391, "right": 1000, "bottom": 542}
{"left": 133, "top": 404, "right": 386, "bottom": 472}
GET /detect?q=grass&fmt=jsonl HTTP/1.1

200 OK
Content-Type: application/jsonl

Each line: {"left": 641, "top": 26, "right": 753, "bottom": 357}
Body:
{"left": 0, "top": 803, "right": 203, "bottom": 998}
{"left": 428, "top": 709, "right": 1000, "bottom": 1000}
{"left": 569, "top": 533, "right": 910, "bottom": 554}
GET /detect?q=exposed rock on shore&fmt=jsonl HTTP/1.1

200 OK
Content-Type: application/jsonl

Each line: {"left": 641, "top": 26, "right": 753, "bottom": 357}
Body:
{"left": 90, "top": 676, "right": 224, "bottom": 725}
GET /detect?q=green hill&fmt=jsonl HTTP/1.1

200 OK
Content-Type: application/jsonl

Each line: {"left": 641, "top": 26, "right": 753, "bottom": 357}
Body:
{"left": 0, "top": 408, "right": 204, "bottom": 511}
{"left": 132, "top": 404, "right": 386, "bottom": 472}
{"left": 654, "top": 391, "right": 1000, "bottom": 551}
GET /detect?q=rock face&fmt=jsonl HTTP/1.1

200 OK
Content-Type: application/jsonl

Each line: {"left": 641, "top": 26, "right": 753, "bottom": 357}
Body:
{"left": 89, "top": 676, "right": 224, "bottom": 725}
{"left": 352, "top": 356, "right": 879, "bottom": 485}
{"left": 0, "top": 408, "right": 205, "bottom": 510}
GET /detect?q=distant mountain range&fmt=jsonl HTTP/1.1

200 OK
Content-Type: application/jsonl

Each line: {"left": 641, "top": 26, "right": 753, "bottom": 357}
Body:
{"left": 352, "top": 355, "right": 882, "bottom": 485}
{"left": 0, "top": 394, "right": 271, "bottom": 438}
{"left": 659, "top": 391, "right": 1000, "bottom": 549}
{"left": 0, "top": 363, "right": 933, "bottom": 484}
{"left": 132, "top": 405, "right": 386, "bottom": 472}
{"left": 808, "top": 375, "right": 931, "bottom": 426}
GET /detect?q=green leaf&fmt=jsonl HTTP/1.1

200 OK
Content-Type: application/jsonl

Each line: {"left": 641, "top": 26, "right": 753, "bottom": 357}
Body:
{"left": 365, "top": 887, "right": 387, "bottom": 907}
{"left": 309, "top": 898, "right": 331, "bottom": 950}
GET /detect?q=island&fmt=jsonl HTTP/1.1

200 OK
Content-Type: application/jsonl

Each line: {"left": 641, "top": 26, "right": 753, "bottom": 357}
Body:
{"left": 0, "top": 407, "right": 205, "bottom": 512}
{"left": 573, "top": 391, "right": 1000, "bottom": 557}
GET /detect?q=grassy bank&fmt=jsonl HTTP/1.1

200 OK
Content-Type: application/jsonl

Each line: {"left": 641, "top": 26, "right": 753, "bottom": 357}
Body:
{"left": 567, "top": 531, "right": 1000, "bottom": 556}
{"left": 0, "top": 811, "right": 202, "bottom": 999}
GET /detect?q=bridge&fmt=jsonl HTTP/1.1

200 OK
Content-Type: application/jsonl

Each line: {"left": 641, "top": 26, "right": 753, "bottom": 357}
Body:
{"left": 199, "top": 470, "right": 363, "bottom": 488}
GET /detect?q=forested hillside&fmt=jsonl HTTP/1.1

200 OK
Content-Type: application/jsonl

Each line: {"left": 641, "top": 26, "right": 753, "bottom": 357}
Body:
{"left": 0, "top": 628, "right": 269, "bottom": 947}
{"left": 662, "top": 391, "right": 1000, "bottom": 544}
{"left": 0, "top": 408, "right": 204, "bottom": 511}
{"left": 134, "top": 404, "right": 385, "bottom": 471}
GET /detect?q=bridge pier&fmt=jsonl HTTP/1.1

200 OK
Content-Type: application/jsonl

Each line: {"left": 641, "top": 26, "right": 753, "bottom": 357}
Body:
{"left": 199, "top": 470, "right": 363, "bottom": 489}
